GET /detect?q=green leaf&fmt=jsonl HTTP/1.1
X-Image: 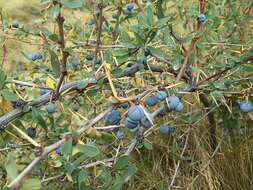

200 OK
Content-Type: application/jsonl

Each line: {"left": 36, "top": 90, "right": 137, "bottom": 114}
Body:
{"left": 1, "top": 90, "right": 18, "bottom": 102}
{"left": 122, "top": 164, "right": 136, "bottom": 182}
{"left": 60, "top": 0, "right": 83, "bottom": 9}
{"left": 78, "top": 170, "right": 89, "bottom": 190}
{"left": 62, "top": 139, "right": 73, "bottom": 155}
{"left": 146, "top": 6, "right": 154, "bottom": 26}
{"left": 20, "top": 178, "right": 41, "bottom": 190}
{"left": 51, "top": 4, "right": 60, "bottom": 19}
{"left": 156, "top": 17, "right": 170, "bottom": 28}
{"left": 49, "top": 49, "right": 60, "bottom": 77}
{"left": 49, "top": 34, "right": 59, "bottom": 42}
{"left": 0, "top": 69, "right": 6, "bottom": 88}
{"left": 106, "top": 174, "right": 123, "bottom": 190}
{"left": 100, "top": 132, "right": 115, "bottom": 143}
{"left": 115, "top": 155, "right": 130, "bottom": 170}
{"left": 143, "top": 140, "right": 153, "bottom": 150}
{"left": 5, "top": 152, "right": 18, "bottom": 181}
{"left": 77, "top": 144, "right": 99, "bottom": 157}
{"left": 31, "top": 108, "right": 47, "bottom": 129}
{"left": 77, "top": 80, "right": 88, "bottom": 90}
{"left": 148, "top": 47, "right": 164, "bottom": 60}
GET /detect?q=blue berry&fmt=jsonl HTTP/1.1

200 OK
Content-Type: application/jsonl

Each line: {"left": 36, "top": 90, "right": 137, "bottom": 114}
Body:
{"left": 29, "top": 52, "right": 42, "bottom": 61}
{"left": 40, "top": 88, "right": 50, "bottom": 95}
{"left": 120, "top": 102, "right": 129, "bottom": 109}
{"left": 115, "top": 84, "right": 122, "bottom": 92}
{"left": 197, "top": 14, "right": 206, "bottom": 23}
{"left": 95, "top": 10, "right": 100, "bottom": 17}
{"left": 239, "top": 101, "right": 253, "bottom": 113}
{"left": 56, "top": 148, "right": 62, "bottom": 156}
{"left": 112, "top": 12, "right": 118, "bottom": 19}
{"left": 159, "top": 125, "right": 175, "bottom": 135}
{"left": 139, "top": 57, "right": 147, "bottom": 65}
{"left": 144, "top": 49, "right": 150, "bottom": 56}
{"left": 124, "top": 117, "right": 139, "bottom": 129}
{"left": 26, "top": 127, "right": 36, "bottom": 138}
{"left": 86, "top": 54, "right": 93, "bottom": 61}
{"left": 141, "top": 117, "right": 151, "bottom": 128}
{"left": 155, "top": 91, "right": 167, "bottom": 101}
{"left": 46, "top": 103, "right": 55, "bottom": 114}
{"left": 123, "top": 8, "right": 131, "bottom": 15}
{"left": 95, "top": 59, "right": 101, "bottom": 65}
{"left": 86, "top": 19, "right": 94, "bottom": 26}
{"left": 116, "top": 130, "right": 124, "bottom": 140}
{"left": 175, "top": 102, "right": 183, "bottom": 112}
{"left": 168, "top": 96, "right": 180, "bottom": 109}
{"left": 126, "top": 3, "right": 134, "bottom": 11}
{"left": 127, "top": 105, "right": 144, "bottom": 121}
{"left": 105, "top": 110, "right": 121, "bottom": 125}
{"left": 71, "top": 104, "right": 79, "bottom": 112}
{"left": 145, "top": 95, "right": 159, "bottom": 107}
{"left": 12, "top": 20, "right": 19, "bottom": 28}
{"left": 71, "top": 58, "right": 78, "bottom": 68}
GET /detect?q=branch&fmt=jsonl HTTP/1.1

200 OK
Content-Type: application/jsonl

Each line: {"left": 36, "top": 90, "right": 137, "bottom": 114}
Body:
{"left": 55, "top": 6, "right": 69, "bottom": 95}
{"left": 199, "top": 94, "right": 217, "bottom": 150}
{"left": 7, "top": 107, "right": 113, "bottom": 189}
{"left": 7, "top": 89, "right": 152, "bottom": 188}
{"left": 176, "top": 0, "right": 207, "bottom": 80}
{"left": 0, "top": 79, "right": 96, "bottom": 130}
{"left": 92, "top": 1, "right": 103, "bottom": 71}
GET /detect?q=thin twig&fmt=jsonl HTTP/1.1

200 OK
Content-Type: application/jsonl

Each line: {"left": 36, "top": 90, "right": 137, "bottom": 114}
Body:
{"left": 92, "top": 0, "right": 103, "bottom": 71}
{"left": 176, "top": 0, "right": 207, "bottom": 80}
{"left": 55, "top": 5, "right": 68, "bottom": 95}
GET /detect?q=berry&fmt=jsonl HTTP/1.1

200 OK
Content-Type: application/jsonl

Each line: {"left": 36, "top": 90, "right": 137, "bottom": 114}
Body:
{"left": 71, "top": 104, "right": 79, "bottom": 112}
{"left": 56, "top": 148, "right": 62, "bottom": 156}
{"left": 71, "top": 58, "right": 78, "bottom": 68}
{"left": 168, "top": 96, "right": 180, "bottom": 109}
{"left": 155, "top": 91, "right": 167, "bottom": 101}
{"left": 105, "top": 110, "right": 121, "bottom": 125}
{"left": 12, "top": 20, "right": 19, "bottom": 28}
{"left": 124, "top": 64, "right": 139, "bottom": 76}
{"left": 120, "top": 102, "right": 129, "bottom": 109}
{"left": 224, "top": 80, "right": 232, "bottom": 88}
{"left": 145, "top": 95, "right": 159, "bottom": 106}
{"left": 95, "top": 10, "right": 100, "bottom": 17}
{"left": 40, "top": 88, "right": 50, "bottom": 95}
{"left": 86, "top": 54, "right": 93, "bottom": 61}
{"left": 123, "top": 8, "right": 131, "bottom": 15}
{"left": 86, "top": 19, "right": 94, "bottom": 26}
{"left": 115, "top": 84, "right": 122, "bottom": 92}
{"left": 112, "top": 13, "right": 118, "bottom": 19}
{"left": 26, "top": 127, "right": 36, "bottom": 138}
{"left": 124, "top": 117, "right": 139, "bottom": 129}
{"left": 95, "top": 59, "right": 101, "bottom": 65}
{"left": 239, "top": 101, "right": 253, "bottom": 113}
{"left": 46, "top": 103, "right": 55, "bottom": 114}
{"left": 29, "top": 52, "right": 42, "bottom": 61}
{"left": 127, "top": 105, "right": 144, "bottom": 121}
{"left": 116, "top": 130, "right": 124, "bottom": 140}
{"left": 139, "top": 57, "right": 147, "bottom": 65}
{"left": 141, "top": 117, "right": 151, "bottom": 128}
{"left": 197, "top": 14, "right": 206, "bottom": 23}
{"left": 144, "top": 49, "right": 150, "bottom": 57}
{"left": 175, "top": 102, "right": 183, "bottom": 112}
{"left": 126, "top": 3, "right": 134, "bottom": 11}
{"left": 159, "top": 125, "right": 175, "bottom": 135}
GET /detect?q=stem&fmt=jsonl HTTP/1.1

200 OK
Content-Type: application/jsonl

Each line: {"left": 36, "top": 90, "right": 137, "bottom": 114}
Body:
{"left": 55, "top": 8, "right": 68, "bottom": 95}
{"left": 92, "top": 1, "right": 103, "bottom": 71}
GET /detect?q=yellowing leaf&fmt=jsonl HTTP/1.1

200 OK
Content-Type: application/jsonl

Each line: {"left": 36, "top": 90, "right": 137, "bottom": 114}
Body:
{"left": 46, "top": 78, "right": 56, "bottom": 89}
{"left": 1, "top": 97, "right": 11, "bottom": 113}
